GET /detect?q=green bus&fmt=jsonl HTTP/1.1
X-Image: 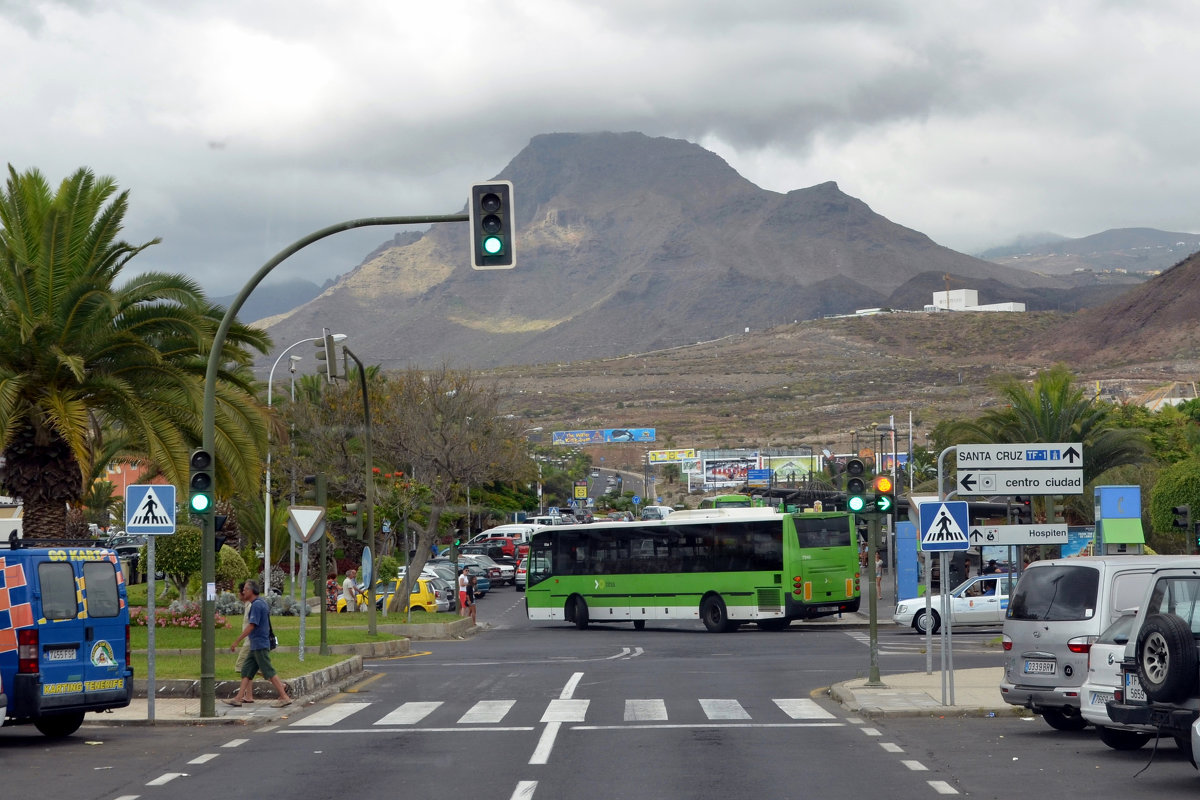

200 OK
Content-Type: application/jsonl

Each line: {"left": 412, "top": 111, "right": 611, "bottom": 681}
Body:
{"left": 697, "top": 494, "right": 756, "bottom": 509}
{"left": 524, "top": 508, "right": 861, "bottom": 632}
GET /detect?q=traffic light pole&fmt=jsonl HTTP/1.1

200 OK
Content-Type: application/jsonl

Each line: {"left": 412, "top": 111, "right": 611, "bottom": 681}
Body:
{"left": 343, "top": 346, "right": 377, "bottom": 637}
{"left": 200, "top": 213, "right": 466, "bottom": 718}
{"left": 865, "top": 513, "right": 883, "bottom": 687}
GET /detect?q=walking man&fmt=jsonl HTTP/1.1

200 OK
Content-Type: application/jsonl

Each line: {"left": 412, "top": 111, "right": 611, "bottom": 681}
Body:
{"left": 226, "top": 580, "right": 292, "bottom": 708}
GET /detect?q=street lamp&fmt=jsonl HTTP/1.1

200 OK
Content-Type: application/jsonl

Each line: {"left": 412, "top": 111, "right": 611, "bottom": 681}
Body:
{"left": 265, "top": 334, "right": 345, "bottom": 596}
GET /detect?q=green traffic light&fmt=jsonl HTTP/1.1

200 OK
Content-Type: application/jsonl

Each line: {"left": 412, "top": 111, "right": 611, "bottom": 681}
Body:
{"left": 190, "top": 492, "right": 212, "bottom": 513}
{"left": 876, "top": 494, "right": 894, "bottom": 513}
{"left": 847, "top": 495, "right": 866, "bottom": 513}
{"left": 482, "top": 235, "right": 504, "bottom": 255}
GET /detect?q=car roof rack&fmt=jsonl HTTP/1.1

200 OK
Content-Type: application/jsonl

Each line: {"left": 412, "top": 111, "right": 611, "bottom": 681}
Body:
{"left": 3, "top": 531, "right": 110, "bottom": 550}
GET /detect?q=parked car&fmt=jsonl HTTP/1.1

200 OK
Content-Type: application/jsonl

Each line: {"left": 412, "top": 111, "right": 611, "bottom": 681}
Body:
{"left": 107, "top": 533, "right": 148, "bottom": 581}
{"left": 462, "top": 564, "right": 491, "bottom": 596}
{"left": 640, "top": 505, "right": 674, "bottom": 521}
{"left": 460, "top": 553, "right": 513, "bottom": 585}
{"left": 1000, "top": 555, "right": 1180, "bottom": 731}
{"left": 344, "top": 576, "right": 440, "bottom": 614}
{"left": 1079, "top": 610, "right": 1158, "bottom": 750}
{"left": 606, "top": 511, "right": 634, "bottom": 522}
{"left": 893, "top": 574, "right": 1011, "bottom": 634}
{"left": 515, "top": 558, "right": 527, "bottom": 591}
{"left": 1106, "top": 558, "right": 1200, "bottom": 760}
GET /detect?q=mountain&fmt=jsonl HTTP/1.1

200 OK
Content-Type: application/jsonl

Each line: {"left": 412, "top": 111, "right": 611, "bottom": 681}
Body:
{"left": 214, "top": 278, "right": 327, "bottom": 323}
{"left": 980, "top": 227, "right": 1200, "bottom": 276}
{"left": 258, "top": 132, "right": 1066, "bottom": 368}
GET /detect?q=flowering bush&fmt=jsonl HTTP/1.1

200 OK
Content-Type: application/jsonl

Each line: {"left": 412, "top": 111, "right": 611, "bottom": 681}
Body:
{"left": 130, "top": 602, "right": 228, "bottom": 628}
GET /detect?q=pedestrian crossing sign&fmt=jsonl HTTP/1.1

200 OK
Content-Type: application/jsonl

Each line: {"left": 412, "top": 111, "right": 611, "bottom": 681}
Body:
{"left": 125, "top": 484, "right": 177, "bottom": 535}
{"left": 918, "top": 500, "right": 969, "bottom": 552}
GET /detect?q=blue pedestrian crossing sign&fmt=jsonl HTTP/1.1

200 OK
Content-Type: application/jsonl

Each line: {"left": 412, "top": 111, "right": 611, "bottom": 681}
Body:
{"left": 125, "top": 484, "right": 177, "bottom": 535}
{"left": 919, "top": 500, "right": 969, "bottom": 552}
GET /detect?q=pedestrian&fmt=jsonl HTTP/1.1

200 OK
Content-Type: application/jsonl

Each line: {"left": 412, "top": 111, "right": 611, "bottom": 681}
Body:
{"left": 875, "top": 551, "right": 884, "bottom": 596}
{"left": 984, "top": 559, "right": 1002, "bottom": 575}
{"left": 225, "top": 580, "right": 292, "bottom": 708}
{"left": 326, "top": 573, "right": 339, "bottom": 612}
{"left": 342, "top": 568, "right": 358, "bottom": 612}
{"left": 230, "top": 600, "right": 255, "bottom": 704}
{"left": 465, "top": 574, "right": 477, "bottom": 623}
{"left": 458, "top": 566, "right": 469, "bottom": 616}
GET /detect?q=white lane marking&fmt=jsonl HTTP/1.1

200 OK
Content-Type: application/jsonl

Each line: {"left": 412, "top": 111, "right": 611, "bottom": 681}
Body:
{"left": 188, "top": 753, "right": 219, "bottom": 765}
{"left": 459, "top": 699, "right": 517, "bottom": 724}
{"left": 699, "top": 699, "right": 750, "bottom": 720}
{"left": 773, "top": 698, "right": 834, "bottom": 719}
{"left": 861, "top": 727, "right": 882, "bottom": 736}
{"left": 606, "top": 647, "right": 632, "bottom": 660}
{"left": 291, "top": 702, "right": 371, "bottom": 727}
{"left": 510, "top": 780, "right": 537, "bottom": 800}
{"left": 880, "top": 742, "right": 904, "bottom": 753}
{"left": 221, "top": 738, "right": 249, "bottom": 748}
{"left": 280, "top": 726, "right": 534, "bottom": 734}
{"left": 929, "top": 781, "right": 959, "bottom": 795}
{"left": 846, "top": 717, "right": 864, "bottom": 725}
{"left": 529, "top": 721, "right": 561, "bottom": 765}
{"left": 901, "top": 760, "right": 928, "bottom": 771}
{"left": 146, "top": 773, "right": 186, "bottom": 786}
{"left": 541, "top": 698, "right": 590, "bottom": 722}
{"left": 625, "top": 699, "right": 668, "bottom": 721}
{"left": 114, "top": 796, "right": 141, "bottom": 800}
{"left": 575, "top": 723, "right": 844, "bottom": 730}
{"left": 375, "top": 701, "right": 443, "bottom": 725}
{"left": 560, "top": 672, "right": 583, "bottom": 699}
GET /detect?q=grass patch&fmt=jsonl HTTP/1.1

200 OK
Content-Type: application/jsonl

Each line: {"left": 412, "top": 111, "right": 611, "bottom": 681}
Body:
{"left": 133, "top": 650, "right": 353, "bottom": 680}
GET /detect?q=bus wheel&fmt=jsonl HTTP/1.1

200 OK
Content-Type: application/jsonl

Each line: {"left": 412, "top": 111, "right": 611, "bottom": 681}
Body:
{"left": 701, "top": 594, "right": 733, "bottom": 633}
{"left": 570, "top": 596, "right": 589, "bottom": 629}
{"left": 758, "top": 618, "right": 789, "bottom": 631}
{"left": 633, "top": 619, "right": 646, "bottom": 630}
{"left": 35, "top": 712, "right": 84, "bottom": 738}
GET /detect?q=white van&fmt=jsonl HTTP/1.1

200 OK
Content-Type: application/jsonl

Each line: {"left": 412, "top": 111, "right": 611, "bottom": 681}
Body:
{"left": 640, "top": 505, "right": 674, "bottom": 521}
{"left": 1000, "top": 555, "right": 1184, "bottom": 731}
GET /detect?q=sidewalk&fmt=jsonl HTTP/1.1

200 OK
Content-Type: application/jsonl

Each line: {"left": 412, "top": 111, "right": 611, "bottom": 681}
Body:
{"left": 830, "top": 667, "right": 1016, "bottom": 718}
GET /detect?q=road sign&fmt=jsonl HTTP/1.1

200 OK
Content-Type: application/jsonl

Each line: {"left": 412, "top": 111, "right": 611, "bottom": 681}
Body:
{"left": 957, "top": 469, "right": 1084, "bottom": 496}
{"left": 919, "top": 500, "right": 970, "bottom": 551}
{"left": 956, "top": 443, "right": 1082, "bottom": 469}
{"left": 287, "top": 505, "right": 326, "bottom": 544}
{"left": 632, "top": 495, "right": 641, "bottom": 505}
{"left": 126, "top": 484, "right": 177, "bottom": 535}
{"left": 968, "top": 523, "right": 1068, "bottom": 547}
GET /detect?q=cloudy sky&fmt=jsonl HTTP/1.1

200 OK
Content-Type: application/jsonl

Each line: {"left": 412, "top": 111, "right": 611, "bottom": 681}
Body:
{"left": 3, "top": 0, "right": 1197, "bottom": 296}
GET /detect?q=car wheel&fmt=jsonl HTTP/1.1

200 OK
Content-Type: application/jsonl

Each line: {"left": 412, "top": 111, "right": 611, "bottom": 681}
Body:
{"left": 569, "top": 596, "right": 589, "bottom": 630}
{"left": 35, "top": 712, "right": 85, "bottom": 738}
{"left": 1098, "top": 726, "right": 1152, "bottom": 750}
{"left": 1137, "top": 613, "right": 1199, "bottom": 703}
{"left": 1041, "top": 709, "right": 1088, "bottom": 731}
{"left": 913, "top": 609, "right": 941, "bottom": 635}
{"left": 700, "top": 594, "right": 735, "bottom": 633}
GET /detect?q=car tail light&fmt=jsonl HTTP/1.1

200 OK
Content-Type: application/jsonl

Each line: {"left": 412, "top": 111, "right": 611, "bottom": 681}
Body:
{"left": 18, "top": 628, "right": 38, "bottom": 673}
{"left": 1114, "top": 687, "right": 1124, "bottom": 703}
{"left": 1067, "top": 636, "right": 1096, "bottom": 654}
{"left": 1002, "top": 635, "right": 1012, "bottom": 651}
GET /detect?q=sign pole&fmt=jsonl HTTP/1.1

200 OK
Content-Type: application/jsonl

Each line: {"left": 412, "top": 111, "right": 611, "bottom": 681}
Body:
{"left": 147, "top": 537, "right": 156, "bottom": 723}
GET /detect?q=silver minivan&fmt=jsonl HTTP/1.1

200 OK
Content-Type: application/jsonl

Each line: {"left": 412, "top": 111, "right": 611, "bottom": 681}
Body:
{"left": 1000, "top": 555, "right": 1182, "bottom": 731}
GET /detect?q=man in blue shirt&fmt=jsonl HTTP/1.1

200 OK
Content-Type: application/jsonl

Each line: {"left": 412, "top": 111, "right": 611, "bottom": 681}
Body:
{"left": 225, "top": 580, "right": 293, "bottom": 708}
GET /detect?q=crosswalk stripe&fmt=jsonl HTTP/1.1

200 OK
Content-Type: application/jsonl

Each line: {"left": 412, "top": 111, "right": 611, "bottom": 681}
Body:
{"left": 291, "top": 702, "right": 371, "bottom": 727}
{"left": 773, "top": 698, "right": 834, "bottom": 719}
{"left": 375, "top": 701, "right": 443, "bottom": 725}
{"left": 625, "top": 699, "right": 668, "bottom": 721}
{"left": 459, "top": 700, "right": 517, "bottom": 724}
{"left": 699, "top": 699, "right": 750, "bottom": 720}
{"left": 541, "top": 698, "right": 590, "bottom": 722}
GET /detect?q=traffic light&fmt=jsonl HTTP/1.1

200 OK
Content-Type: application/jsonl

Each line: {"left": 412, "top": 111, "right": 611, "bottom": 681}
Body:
{"left": 1050, "top": 495, "right": 1066, "bottom": 523}
{"left": 302, "top": 473, "right": 328, "bottom": 507}
{"left": 343, "top": 503, "right": 364, "bottom": 541}
{"left": 872, "top": 474, "right": 895, "bottom": 513}
{"left": 1013, "top": 495, "right": 1032, "bottom": 525}
{"left": 315, "top": 331, "right": 343, "bottom": 381}
{"left": 188, "top": 449, "right": 214, "bottom": 514}
{"left": 845, "top": 457, "right": 867, "bottom": 512}
{"left": 1172, "top": 504, "right": 1191, "bottom": 533}
{"left": 469, "top": 180, "right": 515, "bottom": 270}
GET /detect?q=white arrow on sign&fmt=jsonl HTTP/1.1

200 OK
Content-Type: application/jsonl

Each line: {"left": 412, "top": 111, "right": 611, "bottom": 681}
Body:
{"left": 288, "top": 505, "right": 326, "bottom": 543}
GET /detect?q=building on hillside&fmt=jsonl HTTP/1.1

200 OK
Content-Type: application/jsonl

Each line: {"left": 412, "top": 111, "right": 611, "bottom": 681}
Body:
{"left": 925, "top": 288, "right": 1025, "bottom": 313}
{"left": 1132, "top": 382, "right": 1198, "bottom": 411}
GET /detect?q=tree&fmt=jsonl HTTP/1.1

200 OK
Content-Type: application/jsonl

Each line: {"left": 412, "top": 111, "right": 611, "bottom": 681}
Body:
{"left": 140, "top": 524, "right": 202, "bottom": 602}
{"left": 0, "top": 166, "right": 272, "bottom": 537}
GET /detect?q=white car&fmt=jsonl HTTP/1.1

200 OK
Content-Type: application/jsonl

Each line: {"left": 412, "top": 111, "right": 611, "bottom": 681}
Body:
{"left": 893, "top": 574, "right": 1011, "bottom": 634}
{"left": 1079, "top": 611, "right": 1157, "bottom": 750}
{"left": 458, "top": 553, "right": 515, "bottom": 585}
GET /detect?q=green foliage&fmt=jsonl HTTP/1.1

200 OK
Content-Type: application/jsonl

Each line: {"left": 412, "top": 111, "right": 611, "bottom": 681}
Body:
{"left": 376, "top": 554, "right": 400, "bottom": 582}
{"left": 216, "top": 544, "right": 250, "bottom": 592}
{"left": 139, "top": 524, "right": 202, "bottom": 602}
{"left": 1149, "top": 458, "right": 1200, "bottom": 550}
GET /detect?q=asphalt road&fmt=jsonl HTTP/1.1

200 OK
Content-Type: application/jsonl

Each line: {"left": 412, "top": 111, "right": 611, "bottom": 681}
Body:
{"left": 4, "top": 589, "right": 1200, "bottom": 799}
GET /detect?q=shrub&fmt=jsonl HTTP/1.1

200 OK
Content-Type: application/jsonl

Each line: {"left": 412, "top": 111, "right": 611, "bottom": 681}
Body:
{"left": 130, "top": 601, "right": 228, "bottom": 628}
{"left": 216, "top": 545, "right": 250, "bottom": 592}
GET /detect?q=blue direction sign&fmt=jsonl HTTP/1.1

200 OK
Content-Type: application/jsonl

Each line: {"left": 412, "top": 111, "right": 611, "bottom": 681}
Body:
{"left": 632, "top": 495, "right": 642, "bottom": 505}
{"left": 125, "top": 484, "right": 177, "bottom": 535}
{"left": 919, "top": 500, "right": 969, "bottom": 552}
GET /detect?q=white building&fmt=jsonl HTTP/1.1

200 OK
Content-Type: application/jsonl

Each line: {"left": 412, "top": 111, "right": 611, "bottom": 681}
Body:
{"left": 928, "top": 289, "right": 1025, "bottom": 313}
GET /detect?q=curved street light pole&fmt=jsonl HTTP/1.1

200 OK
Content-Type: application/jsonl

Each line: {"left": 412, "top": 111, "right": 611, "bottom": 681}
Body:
{"left": 199, "top": 213, "right": 467, "bottom": 718}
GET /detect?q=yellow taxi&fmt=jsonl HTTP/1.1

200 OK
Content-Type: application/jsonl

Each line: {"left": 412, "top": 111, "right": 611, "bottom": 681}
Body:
{"left": 338, "top": 576, "right": 441, "bottom": 613}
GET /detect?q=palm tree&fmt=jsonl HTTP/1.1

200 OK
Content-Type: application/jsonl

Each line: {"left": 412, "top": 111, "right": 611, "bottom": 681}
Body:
{"left": 0, "top": 165, "right": 271, "bottom": 538}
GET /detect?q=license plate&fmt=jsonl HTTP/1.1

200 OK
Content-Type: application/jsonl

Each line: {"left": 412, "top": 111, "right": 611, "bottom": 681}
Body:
{"left": 1024, "top": 659, "right": 1056, "bottom": 674}
{"left": 1090, "top": 691, "right": 1114, "bottom": 705}
{"left": 45, "top": 647, "right": 76, "bottom": 662}
{"left": 1125, "top": 672, "right": 1147, "bottom": 703}
{"left": 818, "top": 606, "right": 839, "bottom": 612}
